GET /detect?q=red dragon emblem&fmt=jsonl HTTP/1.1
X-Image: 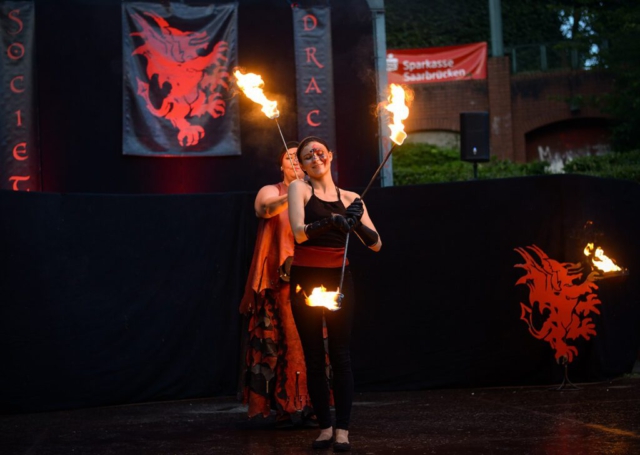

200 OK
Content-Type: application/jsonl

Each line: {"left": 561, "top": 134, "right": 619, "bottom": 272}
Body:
{"left": 514, "top": 244, "right": 601, "bottom": 363}
{"left": 130, "top": 11, "right": 230, "bottom": 147}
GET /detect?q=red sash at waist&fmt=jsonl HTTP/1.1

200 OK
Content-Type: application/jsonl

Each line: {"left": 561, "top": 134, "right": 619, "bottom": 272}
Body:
{"left": 293, "top": 245, "right": 349, "bottom": 268}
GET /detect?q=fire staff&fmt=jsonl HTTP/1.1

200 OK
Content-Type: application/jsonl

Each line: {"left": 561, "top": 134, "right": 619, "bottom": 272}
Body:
{"left": 288, "top": 136, "right": 381, "bottom": 452}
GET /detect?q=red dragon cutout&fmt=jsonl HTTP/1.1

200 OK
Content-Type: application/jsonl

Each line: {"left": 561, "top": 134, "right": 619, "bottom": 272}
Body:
{"left": 130, "top": 11, "right": 230, "bottom": 146}
{"left": 514, "top": 244, "right": 602, "bottom": 363}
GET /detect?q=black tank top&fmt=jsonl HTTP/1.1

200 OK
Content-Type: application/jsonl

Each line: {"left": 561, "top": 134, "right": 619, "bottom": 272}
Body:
{"left": 303, "top": 186, "right": 348, "bottom": 248}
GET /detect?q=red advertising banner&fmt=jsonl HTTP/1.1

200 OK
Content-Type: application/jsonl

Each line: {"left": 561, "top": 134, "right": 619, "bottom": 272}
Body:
{"left": 122, "top": 2, "right": 239, "bottom": 156}
{"left": 386, "top": 42, "right": 487, "bottom": 85}
{"left": 0, "top": 2, "right": 40, "bottom": 191}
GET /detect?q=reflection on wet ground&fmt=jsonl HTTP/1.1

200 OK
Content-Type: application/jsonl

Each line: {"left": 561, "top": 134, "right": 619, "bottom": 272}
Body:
{"left": 2, "top": 376, "right": 639, "bottom": 454}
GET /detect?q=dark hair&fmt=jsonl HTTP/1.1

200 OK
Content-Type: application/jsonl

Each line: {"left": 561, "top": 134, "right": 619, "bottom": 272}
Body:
{"left": 277, "top": 140, "right": 299, "bottom": 167}
{"left": 296, "top": 136, "right": 331, "bottom": 162}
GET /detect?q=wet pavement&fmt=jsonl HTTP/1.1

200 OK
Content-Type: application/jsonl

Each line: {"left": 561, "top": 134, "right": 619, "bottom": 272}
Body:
{"left": 1, "top": 376, "right": 639, "bottom": 455}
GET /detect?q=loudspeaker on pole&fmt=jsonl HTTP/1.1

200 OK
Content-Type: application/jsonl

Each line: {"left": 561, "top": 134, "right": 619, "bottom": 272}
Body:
{"left": 460, "top": 112, "right": 490, "bottom": 163}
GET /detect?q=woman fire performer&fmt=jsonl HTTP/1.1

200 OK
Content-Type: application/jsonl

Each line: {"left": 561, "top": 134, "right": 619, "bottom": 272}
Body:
{"left": 288, "top": 136, "right": 382, "bottom": 452}
{"left": 239, "top": 142, "right": 318, "bottom": 428}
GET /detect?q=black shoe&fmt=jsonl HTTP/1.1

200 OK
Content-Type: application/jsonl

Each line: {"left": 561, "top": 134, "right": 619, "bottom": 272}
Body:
{"left": 311, "top": 437, "right": 333, "bottom": 449}
{"left": 333, "top": 441, "right": 351, "bottom": 452}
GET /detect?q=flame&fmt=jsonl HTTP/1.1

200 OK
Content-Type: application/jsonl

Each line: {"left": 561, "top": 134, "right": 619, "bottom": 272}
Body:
{"left": 234, "top": 70, "right": 279, "bottom": 119}
{"left": 304, "top": 285, "right": 341, "bottom": 311}
{"left": 584, "top": 243, "right": 622, "bottom": 273}
{"left": 384, "top": 84, "right": 410, "bottom": 145}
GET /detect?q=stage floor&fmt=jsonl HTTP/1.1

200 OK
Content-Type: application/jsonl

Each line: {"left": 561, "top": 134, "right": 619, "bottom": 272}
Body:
{"left": 2, "top": 376, "right": 639, "bottom": 454}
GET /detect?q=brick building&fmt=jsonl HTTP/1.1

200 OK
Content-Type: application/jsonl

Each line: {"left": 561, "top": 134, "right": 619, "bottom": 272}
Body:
{"left": 404, "top": 56, "right": 614, "bottom": 170}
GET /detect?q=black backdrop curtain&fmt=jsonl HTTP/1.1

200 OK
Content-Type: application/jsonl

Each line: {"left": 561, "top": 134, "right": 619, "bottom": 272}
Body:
{"left": 1, "top": 175, "right": 639, "bottom": 413}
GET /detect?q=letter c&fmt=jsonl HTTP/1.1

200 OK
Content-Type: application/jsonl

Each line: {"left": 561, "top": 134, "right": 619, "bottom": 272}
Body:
{"left": 306, "top": 110, "right": 321, "bottom": 127}
{"left": 10, "top": 76, "right": 25, "bottom": 93}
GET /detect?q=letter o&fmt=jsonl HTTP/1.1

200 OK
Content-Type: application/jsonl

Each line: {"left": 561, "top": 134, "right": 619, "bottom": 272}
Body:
{"left": 7, "top": 42, "right": 25, "bottom": 60}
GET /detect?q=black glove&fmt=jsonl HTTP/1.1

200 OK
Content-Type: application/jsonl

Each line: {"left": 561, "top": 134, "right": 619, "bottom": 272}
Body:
{"left": 305, "top": 214, "right": 351, "bottom": 239}
{"left": 354, "top": 223, "right": 379, "bottom": 247}
{"left": 345, "top": 198, "right": 364, "bottom": 227}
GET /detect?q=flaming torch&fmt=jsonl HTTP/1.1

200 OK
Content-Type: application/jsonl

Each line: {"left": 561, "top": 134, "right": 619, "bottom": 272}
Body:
{"left": 297, "top": 285, "right": 341, "bottom": 312}
{"left": 233, "top": 69, "right": 300, "bottom": 179}
{"left": 361, "top": 83, "right": 411, "bottom": 198}
{"left": 304, "top": 84, "right": 411, "bottom": 311}
{"left": 584, "top": 243, "right": 628, "bottom": 279}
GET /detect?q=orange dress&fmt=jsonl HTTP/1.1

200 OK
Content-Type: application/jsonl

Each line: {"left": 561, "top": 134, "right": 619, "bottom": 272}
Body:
{"left": 239, "top": 182, "right": 312, "bottom": 418}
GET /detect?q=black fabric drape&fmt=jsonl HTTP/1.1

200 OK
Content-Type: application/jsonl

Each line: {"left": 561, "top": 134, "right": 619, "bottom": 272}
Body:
{"left": 0, "top": 190, "right": 256, "bottom": 413}
{"left": 1, "top": 175, "right": 639, "bottom": 414}
{"left": 347, "top": 175, "right": 640, "bottom": 390}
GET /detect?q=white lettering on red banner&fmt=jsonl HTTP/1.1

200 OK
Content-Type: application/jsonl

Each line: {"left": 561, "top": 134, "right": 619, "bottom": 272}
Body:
{"left": 387, "top": 42, "right": 487, "bottom": 85}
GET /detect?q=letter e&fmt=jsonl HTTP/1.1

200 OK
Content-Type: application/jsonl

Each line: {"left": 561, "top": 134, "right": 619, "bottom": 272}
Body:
{"left": 13, "top": 142, "right": 27, "bottom": 161}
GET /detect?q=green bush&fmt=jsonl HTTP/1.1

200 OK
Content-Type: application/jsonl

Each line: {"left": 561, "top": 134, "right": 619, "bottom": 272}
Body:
{"left": 563, "top": 150, "right": 640, "bottom": 183}
{"left": 391, "top": 143, "right": 548, "bottom": 185}
{"left": 391, "top": 143, "right": 640, "bottom": 185}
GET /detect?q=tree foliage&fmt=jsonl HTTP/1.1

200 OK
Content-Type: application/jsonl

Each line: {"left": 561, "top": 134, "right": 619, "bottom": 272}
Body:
{"left": 591, "top": 1, "right": 640, "bottom": 151}
{"left": 385, "top": 0, "right": 564, "bottom": 52}
{"left": 384, "top": 0, "right": 640, "bottom": 152}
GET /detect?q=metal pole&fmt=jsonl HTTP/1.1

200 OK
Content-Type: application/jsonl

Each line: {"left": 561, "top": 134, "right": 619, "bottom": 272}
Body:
{"left": 336, "top": 143, "right": 397, "bottom": 306}
{"left": 274, "top": 117, "right": 301, "bottom": 180}
{"left": 367, "top": 0, "right": 393, "bottom": 187}
{"left": 489, "top": 0, "right": 504, "bottom": 57}
{"left": 361, "top": 143, "right": 397, "bottom": 199}
{"left": 335, "top": 232, "right": 350, "bottom": 308}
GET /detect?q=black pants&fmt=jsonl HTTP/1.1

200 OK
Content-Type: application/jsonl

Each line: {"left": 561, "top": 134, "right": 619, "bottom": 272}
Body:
{"left": 290, "top": 265, "right": 355, "bottom": 430}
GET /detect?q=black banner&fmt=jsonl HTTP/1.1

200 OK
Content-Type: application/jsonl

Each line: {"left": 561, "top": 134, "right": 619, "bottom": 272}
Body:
{"left": 292, "top": 4, "right": 336, "bottom": 167}
{"left": 122, "top": 2, "right": 239, "bottom": 156}
{"left": 0, "top": 2, "right": 40, "bottom": 191}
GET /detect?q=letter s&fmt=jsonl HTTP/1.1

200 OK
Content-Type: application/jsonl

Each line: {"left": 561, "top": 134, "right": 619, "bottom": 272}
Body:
{"left": 8, "top": 10, "right": 24, "bottom": 35}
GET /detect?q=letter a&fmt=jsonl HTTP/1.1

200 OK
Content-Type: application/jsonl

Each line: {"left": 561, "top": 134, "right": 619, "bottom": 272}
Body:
{"left": 305, "top": 77, "right": 322, "bottom": 94}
